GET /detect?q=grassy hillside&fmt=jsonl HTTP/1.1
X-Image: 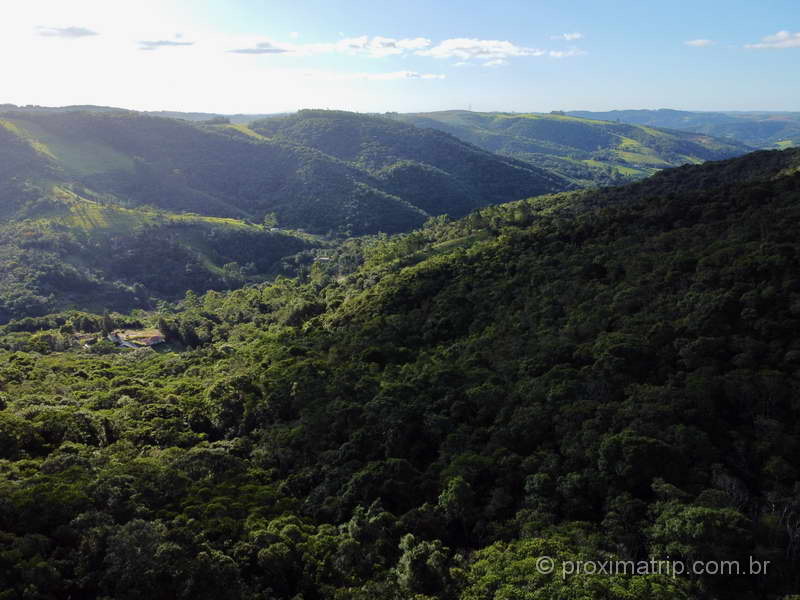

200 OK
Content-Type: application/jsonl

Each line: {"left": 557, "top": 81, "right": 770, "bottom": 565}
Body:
{"left": 1, "top": 148, "right": 799, "bottom": 598}
{"left": 568, "top": 109, "right": 800, "bottom": 149}
{"left": 396, "top": 110, "right": 751, "bottom": 186}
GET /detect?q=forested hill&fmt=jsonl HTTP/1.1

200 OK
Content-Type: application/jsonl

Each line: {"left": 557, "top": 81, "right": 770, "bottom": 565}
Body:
{"left": 249, "top": 109, "right": 570, "bottom": 216}
{"left": 567, "top": 108, "right": 800, "bottom": 150}
{"left": 395, "top": 110, "right": 751, "bottom": 186}
{"left": 0, "top": 109, "right": 569, "bottom": 234}
{"left": 0, "top": 109, "right": 570, "bottom": 322}
{"left": 1, "top": 148, "right": 799, "bottom": 599}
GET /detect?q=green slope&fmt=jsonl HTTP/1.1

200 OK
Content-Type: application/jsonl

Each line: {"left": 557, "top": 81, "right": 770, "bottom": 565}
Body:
{"left": 250, "top": 109, "right": 572, "bottom": 216}
{"left": 0, "top": 183, "right": 326, "bottom": 323}
{"left": 0, "top": 109, "right": 575, "bottom": 321}
{"left": 396, "top": 110, "right": 752, "bottom": 186}
{"left": 567, "top": 108, "right": 800, "bottom": 149}
{"left": 1, "top": 148, "right": 800, "bottom": 598}
{"left": 0, "top": 109, "right": 571, "bottom": 236}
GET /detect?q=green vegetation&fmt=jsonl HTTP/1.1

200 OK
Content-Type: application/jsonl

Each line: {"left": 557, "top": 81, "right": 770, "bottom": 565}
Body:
{"left": 0, "top": 109, "right": 573, "bottom": 323}
{"left": 0, "top": 108, "right": 569, "bottom": 235}
{"left": 1, "top": 148, "right": 799, "bottom": 598}
{"left": 395, "top": 110, "right": 750, "bottom": 186}
{"left": 568, "top": 109, "right": 800, "bottom": 150}
{"left": 0, "top": 182, "right": 325, "bottom": 323}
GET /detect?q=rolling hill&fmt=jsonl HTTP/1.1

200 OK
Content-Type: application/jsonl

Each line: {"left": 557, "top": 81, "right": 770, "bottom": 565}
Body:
{"left": 247, "top": 109, "right": 572, "bottom": 217}
{"left": 395, "top": 110, "right": 751, "bottom": 186}
{"left": 0, "top": 108, "right": 573, "bottom": 322}
{"left": 0, "top": 102, "right": 284, "bottom": 124}
{"left": 0, "top": 108, "right": 570, "bottom": 234}
{"left": 1, "top": 147, "right": 799, "bottom": 598}
{"left": 0, "top": 187, "right": 325, "bottom": 323}
{"left": 567, "top": 108, "right": 800, "bottom": 149}
{"left": 0, "top": 114, "right": 331, "bottom": 322}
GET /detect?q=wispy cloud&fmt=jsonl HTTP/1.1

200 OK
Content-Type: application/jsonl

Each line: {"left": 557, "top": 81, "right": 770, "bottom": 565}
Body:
{"left": 745, "top": 30, "right": 800, "bottom": 49}
{"left": 416, "top": 37, "right": 585, "bottom": 64}
{"left": 356, "top": 70, "right": 445, "bottom": 81}
{"left": 138, "top": 40, "right": 195, "bottom": 51}
{"left": 551, "top": 32, "right": 584, "bottom": 41}
{"left": 416, "top": 38, "right": 545, "bottom": 63}
{"left": 229, "top": 35, "right": 431, "bottom": 58}
{"left": 36, "top": 26, "right": 98, "bottom": 38}
{"left": 685, "top": 39, "right": 713, "bottom": 47}
{"left": 230, "top": 42, "right": 289, "bottom": 55}
{"left": 295, "top": 69, "right": 445, "bottom": 81}
{"left": 333, "top": 35, "right": 431, "bottom": 57}
{"left": 548, "top": 48, "right": 587, "bottom": 58}
{"left": 226, "top": 34, "right": 584, "bottom": 66}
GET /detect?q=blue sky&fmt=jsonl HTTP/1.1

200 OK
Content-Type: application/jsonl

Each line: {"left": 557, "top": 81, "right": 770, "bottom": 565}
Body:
{"left": 3, "top": 0, "right": 799, "bottom": 113}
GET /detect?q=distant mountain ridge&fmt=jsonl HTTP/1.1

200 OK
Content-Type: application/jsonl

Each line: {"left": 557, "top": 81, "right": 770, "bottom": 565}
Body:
{"left": 395, "top": 110, "right": 752, "bottom": 185}
{"left": 0, "top": 108, "right": 569, "bottom": 321}
{"left": 1, "top": 109, "right": 567, "bottom": 234}
{"left": 0, "top": 102, "right": 283, "bottom": 125}
{"left": 567, "top": 108, "right": 800, "bottom": 149}
{"left": 249, "top": 109, "right": 569, "bottom": 217}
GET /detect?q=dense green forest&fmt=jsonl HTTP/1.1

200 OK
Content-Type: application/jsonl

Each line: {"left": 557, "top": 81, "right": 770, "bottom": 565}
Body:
{"left": 567, "top": 109, "right": 800, "bottom": 150}
{"left": 0, "top": 109, "right": 567, "bottom": 233}
{"left": 1, "top": 147, "right": 799, "bottom": 598}
{"left": 395, "top": 110, "right": 750, "bottom": 185}
{"left": 0, "top": 109, "right": 571, "bottom": 323}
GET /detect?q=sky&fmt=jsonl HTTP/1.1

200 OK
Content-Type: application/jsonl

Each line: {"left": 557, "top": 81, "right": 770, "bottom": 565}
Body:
{"left": 2, "top": 0, "right": 799, "bottom": 114}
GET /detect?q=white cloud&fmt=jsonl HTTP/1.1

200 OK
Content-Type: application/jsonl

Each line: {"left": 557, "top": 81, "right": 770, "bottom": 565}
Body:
{"left": 289, "top": 31, "right": 299, "bottom": 39}
{"left": 417, "top": 38, "right": 545, "bottom": 63}
{"left": 229, "top": 41, "right": 289, "bottom": 54}
{"left": 746, "top": 30, "right": 800, "bottom": 49}
{"left": 37, "top": 26, "right": 98, "bottom": 38}
{"left": 293, "top": 69, "right": 445, "bottom": 81}
{"left": 551, "top": 32, "right": 583, "bottom": 41}
{"left": 227, "top": 34, "right": 586, "bottom": 65}
{"left": 229, "top": 35, "right": 431, "bottom": 58}
{"left": 548, "top": 48, "right": 586, "bottom": 58}
{"left": 415, "top": 37, "right": 585, "bottom": 64}
{"left": 685, "top": 39, "right": 713, "bottom": 47}
{"left": 357, "top": 70, "right": 445, "bottom": 80}
{"left": 345, "top": 35, "right": 431, "bottom": 57}
{"left": 138, "top": 39, "right": 194, "bottom": 51}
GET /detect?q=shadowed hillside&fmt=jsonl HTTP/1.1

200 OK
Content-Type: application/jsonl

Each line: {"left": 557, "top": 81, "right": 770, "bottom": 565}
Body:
{"left": 396, "top": 110, "right": 751, "bottom": 186}
{"left": 0, "top": 109, "right": 574, "bottom": 322}
{"left": 1, "top": 148, "right": 799, "bottom": 598}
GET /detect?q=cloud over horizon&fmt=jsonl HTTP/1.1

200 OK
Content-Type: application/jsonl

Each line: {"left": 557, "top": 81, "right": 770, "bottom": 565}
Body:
{"left": 548, "top": 48, "right": 587, "bottom": 58}
{"left": 356, "top": 70, "right": 445, "bottom": 80}
{"left": 138, "top": 39, "right": 195, "bottom": 51}
{"left": 685, "top": 39, "right": 714, "bottom": 47}
{"left": 417, "top": 37, "right": 586, "bottom": 64}
{"left": 230, "top": 41, "right": 289, "bottom": 55}
{"left": 416, "top": 38, "right": 545, "bottom": 63}
{"left": 552, "top": 32, "right": 584, "bottom": 41}
{"left": 746, "top": 30, "right": 800, "bottom": 49}
{"left": 227, "top": 34, "right": 583, "bottom": 66}
{"left": 36, "top": 26, "right": 98, "bottom": 38}
{"left": 229, "top": 35, "right": 431, "bottom": 58}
